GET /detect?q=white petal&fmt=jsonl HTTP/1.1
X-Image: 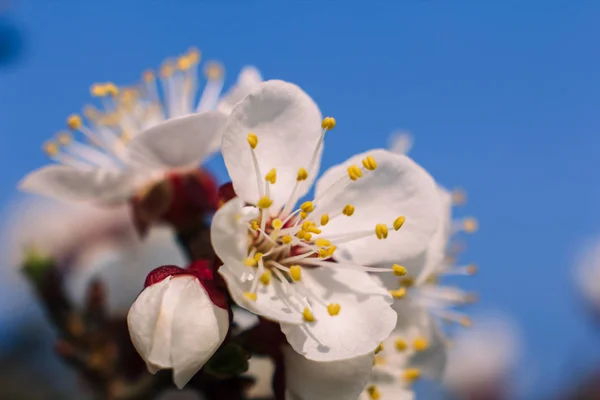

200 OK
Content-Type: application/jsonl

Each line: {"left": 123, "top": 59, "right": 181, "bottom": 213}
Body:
{"left": 20, "top": 165, "right": 136, "bottom": 204}
{"left": 284, "top": 346, "right": 374, "bottom": 400}
{"left": 315, "top": 149, "right": 440, "bottom": 265}
{"left": 147, "top": 276, "right": 193, "bottom": 369}
{"left": 281, "top": 267, "right": 397, "bottom": 361}
{"left": 217, "top": 66, "right": 263, "bottom": 115}
{"left": 221, "top": 80, "right": 323, "bottom": 208}
{"left": 126, "top": 112, "right": 228, "bottom": 169}
{"left": 211, "top": 197, "right": 249, "bottom": 267}
{"left": 219, "top": 264, "right": 303, "bottom": 324}
{"left": 127, "top": 278, "right": 171, "bottom": 364}
{"left": 170, "top": 276, "right": 229, "bottom": 389}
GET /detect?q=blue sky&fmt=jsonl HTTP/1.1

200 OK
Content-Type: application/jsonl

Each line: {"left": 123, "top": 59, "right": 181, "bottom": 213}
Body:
{"left": 1, "top": 1, "right": 600, "bottom": 397}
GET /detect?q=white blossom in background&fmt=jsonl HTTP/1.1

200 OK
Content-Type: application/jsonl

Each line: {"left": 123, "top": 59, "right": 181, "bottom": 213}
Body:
{"left": 359, "top": 136, "right": 479, "bottom": 399}
{"left": 1, "top": 195, "right": 186, "bottom": 313}
{"left": 574, "top": 236, "right": 600, "bottom": 308}
{"left": 443, "top": 313, "right": 521, "bottom": 397}
{"left": 20, "top": 49, "right": 262, "bottom": 205}
{"left": 211, "top": 79, "right": 443, "bottom": 398}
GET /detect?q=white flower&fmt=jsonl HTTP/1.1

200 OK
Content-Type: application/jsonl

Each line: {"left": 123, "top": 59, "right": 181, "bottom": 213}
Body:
{"left": 362, "top": 183, "right": 478, "bottom": 398}
{"left": 211, "top": 80, "right": 441, "bottom": 362}
{"left": 1, "top": 194, "right": 187, "bottom": 312}
{"left": 443, "top": 313, "right": 521, "bottom": 397}
{"left": 127, "top": 273, "right": 229, "bottom": 389}
{"left": 19, "top": 49, "right": 262, "bottom": 204}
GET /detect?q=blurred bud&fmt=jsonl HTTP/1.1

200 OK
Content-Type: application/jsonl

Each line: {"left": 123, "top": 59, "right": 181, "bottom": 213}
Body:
{"left": 21, "top": 246, "right": 54, "bottom": 286}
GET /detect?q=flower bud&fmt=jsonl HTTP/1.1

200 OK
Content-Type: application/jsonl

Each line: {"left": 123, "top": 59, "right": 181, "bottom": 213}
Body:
{"left": 128, "top": 265, "right": 229, "bottom": 388}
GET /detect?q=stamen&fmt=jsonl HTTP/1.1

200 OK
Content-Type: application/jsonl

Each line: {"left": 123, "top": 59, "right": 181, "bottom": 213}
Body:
{"left": 327, "top": 303, "right": 341, "bottom": 316}
{"left": 321, "top": 117, "right": 336, "bottom": 130}
{"left": 395, "top": 339, "right": 407, "bottom": 351}
{"left": 375, "top": 224, "right": 388, "bottom": 239}
{"left": 302, "top": 307, "right": 316, "bottom": 322}
{"left": 347, "top": 165, "right": 363, "bottom": 181}
{"left": 300, "top": 201, "right": 315, "bottom": 213}
{"left": 281, "top": 235, "right": 292, "bottom": 244}
{"left": 366, "top": 385, "right": 381, "bottom": 400}
{"left": 342, "top": 204, "right": 355, "bottom": 216}
{"left": 413, "top": 337, "right": 429, "bottom": 351}
{"left": 389, "top": 288, "right": 407, "bottom": 299}
{"left": 244, "top": 292, "right": 257, "bottom": 301}
{"left": 462, "top": 217, "right": 478, "bottom": 233}
{"left": 361, "top": 155, "right": 377, "bottom": 171}
{"left": 257, "top": 196, "right": 273, "bottom": 209}
{"left": 375, "top": 343, "right": 384, "bottom": 354}
{"left": 265, "top": 168, "right": 277, "bottom": 184}
{"left": 259, "top": 270, "right": 272, "bottom": 285}
{"left": 392, "top": 264, "right": 407, "bottom": 276}
{"left": 393, "top": 216, "right": 406, "bottom": 231}
{"left": 403, "top": 368, "right": 421, "bottom": 382}
{"left": 452, "top": 188, "right": 467, "bottom": 205}
{"left": 297, "top": 167, "right": 308, "bottom": 181}
{"left": 289, "top": 265, "right": 302, "bottom": 281}
{"left": 320, "top": 213, "right": 329, "bottom": 226}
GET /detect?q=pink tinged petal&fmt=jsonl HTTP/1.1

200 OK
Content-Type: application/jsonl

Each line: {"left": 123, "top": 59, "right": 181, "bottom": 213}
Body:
{"left": 219, "top": 265, "right": 303, "bottom": 325}
{"left": 19, "top": 165, "right": 136, "bottom": 204}
{"left": 221, "top": 80, "right": 323, "bottom": 208}
{"left": 280, "top": 267, "right": 397, "bottom": 362}
{"left": 315, "top": 149, "right": 440, "bottom": 265}
{"left": 127, "top": 278, "right": 172, "bottom": 365}
{"left": 170, "top": 276, "right": 229, "bottom": 389}
{"left": 126, "top": 112, "right": 228, "bottom": 170}
{"left": 283, "top": 346, "right": 374, "bottom": 400}
{"left": 217, "top": 66, "right": 263, "bottom": 115}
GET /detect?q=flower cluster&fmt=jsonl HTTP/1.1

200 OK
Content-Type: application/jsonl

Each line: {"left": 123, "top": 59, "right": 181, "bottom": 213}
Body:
{"left": 16, "top": 52, "right": 478, "bottom": 400}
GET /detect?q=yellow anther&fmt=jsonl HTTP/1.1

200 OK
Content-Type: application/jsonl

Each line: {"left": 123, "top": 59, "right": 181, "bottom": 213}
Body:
{"left": 318, "top": 246, "right": 337, "bottom": 258}
{"left": 247, "top": 132, "right": 258, "bottom": 149}
{"left": 244, "top": 292, "right": 257, "bottom": 301}
{"left": 403, "top": 368, "right": 421, "bottom": 382}
{"left": 187, "top": 47, "right": 201, "bottom": 64}
{"left": 272, "top": 218, "right": 283, "bottom": 230}
{"left": 389, "top": 288, "right": 407, "bottom": 299}
{"left": 300, "top": 201, "right": 315, "bottom": 213}
{"left": 315, "top": 238, "right": 331, "bottom": 247}
{"left": 452, "top": 188, "right": 467, "bottom": 205}
{"left": 250, "top": 220, "right": 259, "bottom": 231}
{"left": 302, "top": 307, "right": 315, "bottom": 322}
{"left": 66, "top": 114, "right": 82, "bottom": 130}
{"left": 347, "top": 165, "right": 363, "bottom": 181}
{"left": 160, "top": 63, "right": 175, "bottom": 78}
{"left": 366, "top": 385, "right": 381, "bottom": 400}
{"left": 463, "top": 217, "right": 479, "bottom": 233}
{"left": 460, "top": 317, "right": 472, "bottom": 328}
{"left": 393, "top": 216, "right": 406, "bottom": 231}
{"left": 244, "top": 258, "right": 257, "bottom": 267}
{"left": 321, "top": 116, "right": 336, "bottom": 130}
{"left": 307, "top": 226, "right": 322, "bottom": 234}
{"left": 289, "top": 265, "right": 302, "bottom": 281}
{"left": 296, "top": 230, "right": 311, "bottom": 241}
{"left": 466, "top": 264, "right": 478, "bottom": 275}
{"left": 43, "top": 141, "right": 59, "bottom": 157}
{"left": 205, "top": 61, "right": 224, "bottom": 80}
{"left": 259, "top": 270, "right": 272, "bottom": 285}
{"left": 177, "top": 55, "right": 193, "bottom": 70}
{"left": 57, "top": 131, "right": 72, "bottom": 146}
{"left": 253, "top": 252, "right": 263, "bottom": 261}
{"left": 342, "top": 204, "right": 355, "bottom": 216}
{"left": 297, "top": 167, "right": 308, "bottom": 181}
{"left": 320, "top": 214, "right": 329, "bottom": 226}
{"left": 83, "top": 105, "right": 99, "bottom": 120}
{"left": 257, "top": 196, "right": 273, "bottom": 209}
{"left": 375, "top": 224, "right": 388, "bottom": 240}
{"left": 104, "top": 83, "right": 119, "bottom": 97}
{"left": 265, "top": 168, "right": 277, "bottom": 184}
{"left": 362, "top": 155, "right": 377, "bottom": 171}
{"left": 395, "top": 339, "right": 407, "bottom": 351}
{"left": 400, "top": 277, "right": 415, "bottom": 287}
{"left": 373, "top": 356, "right": 386, "bottom": 366}
{"left": 374, "top": 343, "right": 384, "bottom": 354}
{"left": 143, "top": 69, "right": 155, "bottom": 82}
{"left": 392, "top": 264, "right": 407, "bottom": 276}
{"left": 301, "top": 221, "right": 314, "bottom": 231}
{"left": 281, "top": 235, "right": 292, "bottom": 244}
{"left": 413, "top": 337, "right": 429, "bottom": 351}
{"left": 90, "top": 83, "right": 108, "bottom": 97}
{"left": 327, "top": 303, "right": 341, "bottom": 316}
{"left": 299, "top": 211, "right": 308, "bottom": 220}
